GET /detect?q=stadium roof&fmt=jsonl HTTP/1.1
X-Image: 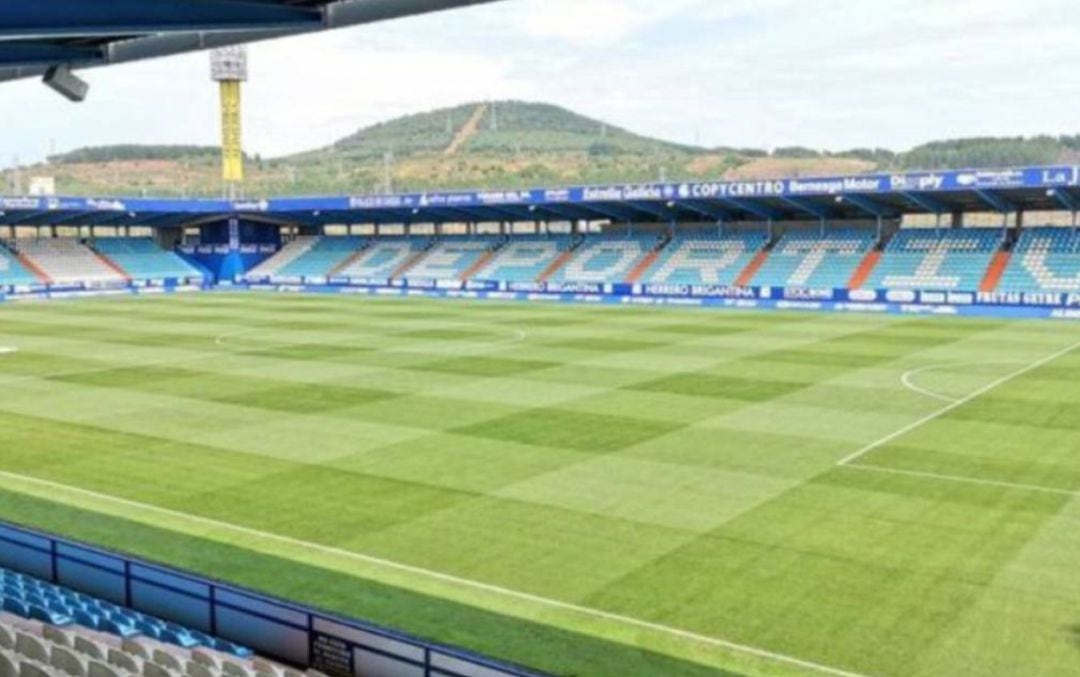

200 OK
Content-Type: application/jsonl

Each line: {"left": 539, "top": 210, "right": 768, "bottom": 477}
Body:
{"left": 2, "top": 166, "right": 1079, "bottom": 228}
{"left": 0, "top": 0, "right": 499, "bottom": 88}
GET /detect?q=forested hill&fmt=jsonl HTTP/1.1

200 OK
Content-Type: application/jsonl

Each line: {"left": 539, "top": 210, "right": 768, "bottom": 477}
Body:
{"left": 15, "top": 101, "right": 1080, "bottom": 197}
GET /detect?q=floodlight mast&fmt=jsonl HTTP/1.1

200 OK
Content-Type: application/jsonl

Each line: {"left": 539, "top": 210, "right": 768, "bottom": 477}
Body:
{"left": 210, "top": 47, "right": 248, "bottom": 200}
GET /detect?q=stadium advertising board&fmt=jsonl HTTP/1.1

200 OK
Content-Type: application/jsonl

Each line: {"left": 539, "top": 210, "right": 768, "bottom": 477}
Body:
{"left": 1, "top": 165, "right": 1077, "bottom": 220}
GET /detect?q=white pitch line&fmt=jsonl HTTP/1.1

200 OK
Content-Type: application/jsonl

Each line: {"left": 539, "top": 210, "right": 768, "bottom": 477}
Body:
{"left": 0, "top": 469, "right": 867, "bottom": 677}
{"left": 0, "top": 347, "right": 18, "bottom": 355}
{"left": 899, "top": 364, "right": 962, "bottom": 403}
{"left": 838, "top": 339, "right": 1080, "bottom": 467}
{"left": 843, "top": 464, "right": 1080, "bottom": 498}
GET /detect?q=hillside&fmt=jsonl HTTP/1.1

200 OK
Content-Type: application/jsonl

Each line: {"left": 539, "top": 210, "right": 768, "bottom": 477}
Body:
{"left": 5, "top": 101, "right": 1080, "bottom": 198}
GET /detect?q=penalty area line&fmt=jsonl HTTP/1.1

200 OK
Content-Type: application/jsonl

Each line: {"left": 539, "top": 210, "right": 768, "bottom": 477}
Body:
{"left": 0, "top": 468, "right": 867, "bottom": 677}
{"left": 843, "top": 464, "right": 1080, "bottom": 498}
{"left": 838, "top": 339, "right": 1080, "bottom": 467}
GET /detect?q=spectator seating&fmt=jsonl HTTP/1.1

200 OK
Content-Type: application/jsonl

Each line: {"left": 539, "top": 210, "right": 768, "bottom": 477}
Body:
{"left": 91, "top": 238, "right": 202, "bottom": 281}
{"left": 864, "top": 228, "right": 1002, "bottom": 291}
{"left": 468, "top": 236, "right": 573, "bottom": 283}
{"left": 407, "top": 237, "right": 501, "bottom": 282}
{"left": 0, "top": 610, "right": 308, "bottom": 677}
{"left": 13, "top": 240, "right": 126, "bottom": 285}
{"left": 0, "top": 244, "right": 39, "bottom": 286}
{"left": 245, "top": 237, "right": 319, "bottom": 279}
{"left": 549, "top": 234, "right": 660, "bottom": 284}
{"left": 335, "top": 238, "right": 431, "bottom": 280}
{"left": 751, "top": 229, "right": 876, "bottom": 288}
{"left": 997, "top": 227, "right": 1080, "bottom": 293}
{"left": 640, "top": 232, "right": 766, "bottom": 286}
{"left": 0, "top": 567, "right": 259, "bottom": 665}
{"left": 275, "top": 236, "right": 367, "bottom": 279}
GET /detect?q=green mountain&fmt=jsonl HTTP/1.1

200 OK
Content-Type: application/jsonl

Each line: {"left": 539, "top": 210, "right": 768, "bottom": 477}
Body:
{"left": 10, "top": 101, "right": 1080, "bottom": 198}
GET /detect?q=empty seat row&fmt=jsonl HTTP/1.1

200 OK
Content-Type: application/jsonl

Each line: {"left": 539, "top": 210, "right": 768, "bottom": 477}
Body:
{"left": 864, "top": 228, "right": 1002, "bottom": 291}
{"left": 90, "top": 239, "right": 202, "bottom": 282}
{"left": 640, "top": 233, "right": 766, "bottom": 286}
{"left": 750, "top": 229, "right": 875, "bottom": 289}
{"left": 549, "top": 235, "right": 660, "bottom": 284}
{"left": 998, "top": 227, "right": 1080, "bottom": 293}
{"left": 7, "top": 240, "right": 125, "bottom": 285}
{"left": 0, "top": 569, "right": 248, "bottom": 660}
{"left": 470, "top": 236, "right": 573, "bottom": 283}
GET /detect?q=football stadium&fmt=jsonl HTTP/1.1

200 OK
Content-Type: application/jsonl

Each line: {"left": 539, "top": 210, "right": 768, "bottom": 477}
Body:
{"left": 2, "top": 3, "right": 1080, "bottom": 677}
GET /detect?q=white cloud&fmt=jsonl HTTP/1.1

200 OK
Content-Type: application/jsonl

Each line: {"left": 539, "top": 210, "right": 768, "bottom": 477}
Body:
{"left": 1, "top": 0, "right": 1079, "bottom": 168}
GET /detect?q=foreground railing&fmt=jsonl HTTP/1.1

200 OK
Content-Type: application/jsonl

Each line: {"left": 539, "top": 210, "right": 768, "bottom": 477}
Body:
{"left": 0, "top": 519, "right": 541, "bottom": 677}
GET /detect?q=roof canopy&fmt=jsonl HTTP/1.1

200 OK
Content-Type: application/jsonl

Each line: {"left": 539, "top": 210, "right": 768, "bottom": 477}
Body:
{"left": 0, "top": 0, "right": 499, "bottom": 89}
{"left": 1, "top": 166, "right": 1078, "bottom": 229}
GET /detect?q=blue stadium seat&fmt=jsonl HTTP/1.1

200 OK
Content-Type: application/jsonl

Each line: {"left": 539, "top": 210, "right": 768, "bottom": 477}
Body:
{"left": 0, "top": 243, "right": 39, "bottom": 286}
{"left": 276, "top": 236, "right": 368, "bottom": 278}
{"left": 92, "top": 237, "right": 204, "bottom": 281}
{"left": 997, "top": 227, "right": 1080, "bottom": 293}
{"left": 752, "top": 228, "right": 876, "bottom": 288}
{"left": 549, "top": 234, "right": 659, "bottom": 284}
{"left": 407, "top": 236, "right": 500, "bottom": 281}
{"left": 470, "top": 235, "right": 573, "bottom": 283}
{"left": 640, "top": 232, "right": 767, "bottom": 286}
{"left": 336, "top": 237, "right": 432, "bottom": 280}
{"left": 864, "top": 228, "right": 1002, "bottom": 291}
{"left": 0, "top": 566, "right": 252, "bottom": 658}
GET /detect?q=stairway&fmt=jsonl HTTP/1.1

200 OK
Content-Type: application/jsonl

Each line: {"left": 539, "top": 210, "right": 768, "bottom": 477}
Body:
{"left": 390, "top": 242, "right": 436, "bottom": 280}
{"left": 735, "top": 250, "right": 770, "bottom": 286}
{"left": 538, "top": 249, "right": 577, "bottom": 283}
{"left": 624, "top": 240, "right": 668, "bottom": 284}
{"left": 979, "top": 251, "right": 1011, "bottom": 293}
{"left": 459, "top": 245, "right": 501, "bottom": 281}
{"left": 847, "top": 251, "right": 882, "bottom": 289}
{"left": 89, "top": 248, "right": 132, "bottom": 281}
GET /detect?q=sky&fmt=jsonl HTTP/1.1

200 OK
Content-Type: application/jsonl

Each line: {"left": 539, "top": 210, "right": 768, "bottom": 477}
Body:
{"left": 2, "top": 0, "right": 1080, "bottom": 165}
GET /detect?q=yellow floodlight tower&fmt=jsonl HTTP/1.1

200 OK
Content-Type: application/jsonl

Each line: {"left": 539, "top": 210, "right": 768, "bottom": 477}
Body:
{"left": 210, "top": 46, "right": 248, "bottom": 198}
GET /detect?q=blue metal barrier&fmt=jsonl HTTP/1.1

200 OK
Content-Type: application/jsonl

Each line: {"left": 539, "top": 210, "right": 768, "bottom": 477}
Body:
{"left": 0, "top": 519, "right": 542, "bottom": 677}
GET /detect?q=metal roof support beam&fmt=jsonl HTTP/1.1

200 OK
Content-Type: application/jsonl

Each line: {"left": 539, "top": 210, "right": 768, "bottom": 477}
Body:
{"left": 839, "top": 194, "right": 892, "bottom": 219}
{"left": 577, "top": 203, "right": 644, "bottom": 223}
{"left": 715, "top": 197, "right": 779, "bottom": 221}
{"left": 534, "top": 203, "right": 590, "bottom": 223}
{"left": 899, "top": 191, "right": 946, "bottom": 215}
{"left": 625, "top": 201, "right": 674, "bottom": 221}
{"left": 1049, "top": 188, "right": 1079, "bottom": 212}
{"left": 478, "top": 205, "right": 531, "bottom": 223}
{"left": 676, "top": 200, "right": 730, "bottom": 222}
{"left": 973, "top": 189, "right": 1014, "bottom": 214}
{"left": 779, "top": 196, "right": 829, "bottom": 220}
{"left": 3, "top": 211, "right": 58, "bottom": 226}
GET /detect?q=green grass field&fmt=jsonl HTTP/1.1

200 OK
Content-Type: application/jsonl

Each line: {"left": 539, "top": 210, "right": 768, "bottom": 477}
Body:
{"left": 0, "top": 293, "right": 1078, "bottom": 677}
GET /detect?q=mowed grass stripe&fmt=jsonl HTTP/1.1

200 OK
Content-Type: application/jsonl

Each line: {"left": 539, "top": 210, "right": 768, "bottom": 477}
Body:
{"left": 1, "top": 293, "right": 1079, "bottom": 677}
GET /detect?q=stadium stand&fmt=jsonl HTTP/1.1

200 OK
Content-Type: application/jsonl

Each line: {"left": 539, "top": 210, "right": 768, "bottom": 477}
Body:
{"left": 548, "top": 234, "right": 660, "bottom": 284}
{"left": 638, "top": 232, "right": 765, "bottom": 286}
{"left": 407, "top": 237, "right": 502, "bottom": 282}
{"left": 750, "top": 228, "right": 877, "bottom": 288}
{"left": 91, "top": 238, "right": 203, "bottom": 281}
{"left": 275, "top": 236, "right": 367, "bottom": 279}
{"left": 469, "top": 236, "right": 575, "bottom": 283}
{"left": 0, "top": 243, "right": 40, "bottom": 286}
{"left": 13, "top": 240, "right": 127, "bottom": 285}
{"left": 997, "top": 227, "right": 1080, "bottom": 293}
{"left": 0, "top": 567, "right": 285, "bottom": 676}
{"left": 863, "top": 228, "right": 1002, "bottom": 291}
{"left": 245, "top": 237, "right": 318, "bottom": 279}
{"left": 334, "top": 238, "right": 432, "bottom": 280}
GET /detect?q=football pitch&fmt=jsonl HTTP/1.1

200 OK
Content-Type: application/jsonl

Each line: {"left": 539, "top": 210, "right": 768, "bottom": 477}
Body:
{"left": 0, "top": 293, "right": 1078, "bottom": 677}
